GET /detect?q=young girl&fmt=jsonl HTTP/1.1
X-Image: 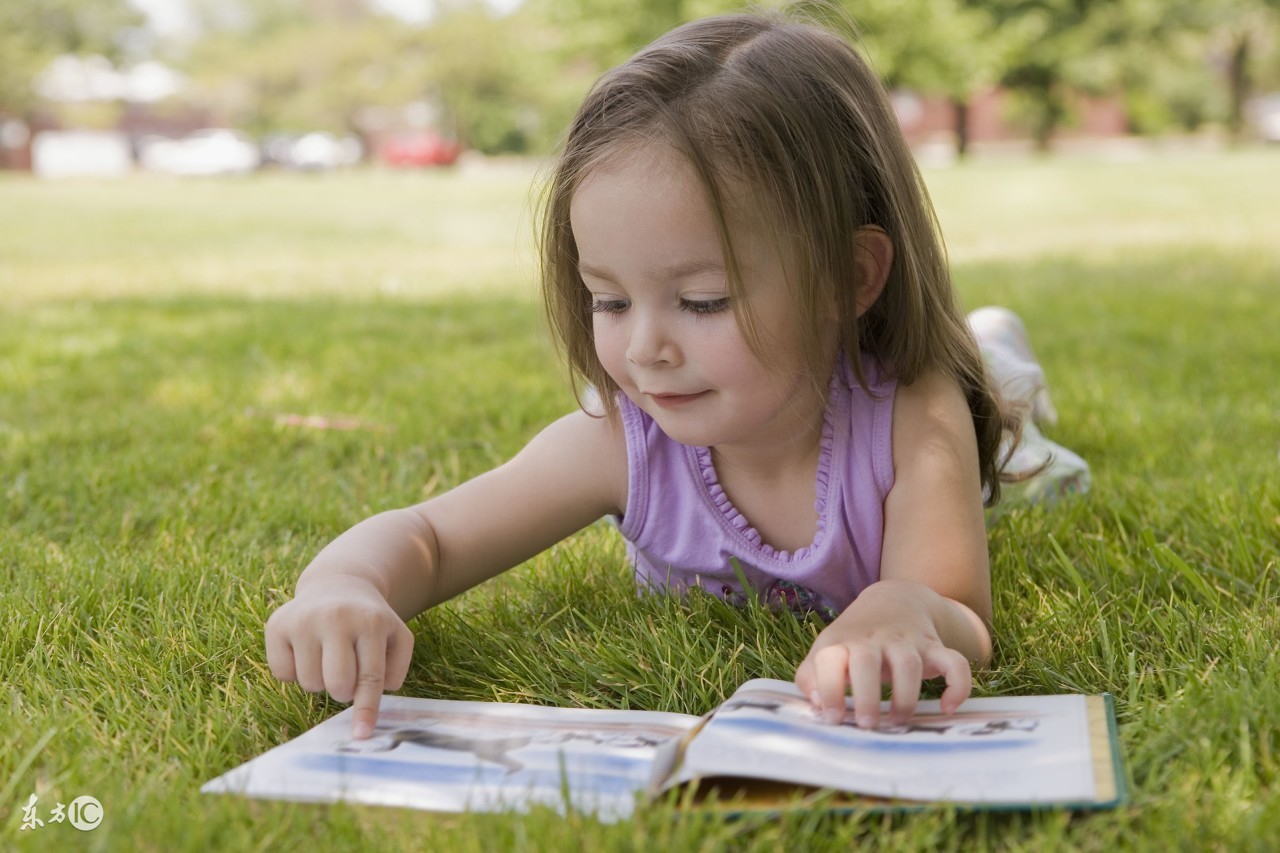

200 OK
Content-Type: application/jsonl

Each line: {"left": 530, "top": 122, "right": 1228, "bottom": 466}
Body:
{"left": 265, "top": 10, "right": 1086, "bottom": 740}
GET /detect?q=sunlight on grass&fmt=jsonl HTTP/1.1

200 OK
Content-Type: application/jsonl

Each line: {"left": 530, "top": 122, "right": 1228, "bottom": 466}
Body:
{"left": 0, "top": 167, "right": 543, "bottom": 305}
{"left": 928, "top": 151, "right": 1280, "bottom": 263}
{"left": 3, "top": 150, "right": 1278, "bottom": 305}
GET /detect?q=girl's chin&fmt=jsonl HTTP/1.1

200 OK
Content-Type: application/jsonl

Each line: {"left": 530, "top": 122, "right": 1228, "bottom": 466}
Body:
{"left": 640, "top": 411, "right": 723, "bottom": 448}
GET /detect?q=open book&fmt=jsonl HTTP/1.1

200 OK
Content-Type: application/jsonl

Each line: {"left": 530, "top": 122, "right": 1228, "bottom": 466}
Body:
{"left": 203, "top": 679, "right": 1124, "bottom": 821}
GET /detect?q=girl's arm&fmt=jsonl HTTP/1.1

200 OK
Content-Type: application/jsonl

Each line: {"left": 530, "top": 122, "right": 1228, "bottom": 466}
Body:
{"left": 265, "top": 409, "right": 628, "bottom": 737}
{"left": 795, "top": 369, "right": 992, "bottom": 728}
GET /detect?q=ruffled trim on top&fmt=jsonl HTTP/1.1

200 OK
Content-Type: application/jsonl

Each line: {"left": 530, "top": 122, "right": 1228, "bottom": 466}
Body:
{"left": 688, "top": 367, "right": 841, "bottom": 563}
{"left": 614, "top": 392, "right": 650, "bottom": 541}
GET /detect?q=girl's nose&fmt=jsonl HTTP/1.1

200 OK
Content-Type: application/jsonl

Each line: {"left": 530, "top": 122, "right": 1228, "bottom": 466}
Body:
{"left": 626, "top": 313, "right": 676, "bottom": 367}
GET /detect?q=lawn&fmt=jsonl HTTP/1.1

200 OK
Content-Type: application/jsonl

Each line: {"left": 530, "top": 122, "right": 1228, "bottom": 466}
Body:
{"left": 2, "top": 150, "right": 1278, "bottom": 850}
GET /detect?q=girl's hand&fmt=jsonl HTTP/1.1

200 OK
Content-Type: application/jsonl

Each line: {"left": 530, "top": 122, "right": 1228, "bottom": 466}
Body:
{"left": 793, "top": 579, "right": 972, "bottom": 729}
{"left": 265, "top": 576, "right": 415, "bottom": 739}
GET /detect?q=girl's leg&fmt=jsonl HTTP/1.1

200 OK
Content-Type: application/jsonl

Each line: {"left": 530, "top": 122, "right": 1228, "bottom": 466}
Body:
{"left": 968, "top": 306, "right": 1056, "bottom": 426}
{"left": 969, "top": 307, "right": 1091, "bottom": 504}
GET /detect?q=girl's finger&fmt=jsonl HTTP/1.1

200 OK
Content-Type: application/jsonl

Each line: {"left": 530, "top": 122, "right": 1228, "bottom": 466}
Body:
{"left": 885, "top": 644, "right": 924, "bottom": 724}
{"left": 925, "top": 646, "right": 973, "bottom": 715}
{"left": 264, "top": 620, "right": 297, "bottom": 683}
{"left": 321, "top": 637, "right": 359, "bottom": 704}
{"left": 811, "top": 644, "right": 850, "bottom": 724}
{"left": 846, "top": 644, "right": 883, "bottom": 729}
{"left": 293, "top": 637, "right": 326, "bottom": 694}
{"left": 383, "top": 621, "right": 415, "bottom": 691}
{"left": 350, "top": 630, "right": 392, "bottom": 739}
{"left": 794, "top": 655, "right": 816, "bottom": 698}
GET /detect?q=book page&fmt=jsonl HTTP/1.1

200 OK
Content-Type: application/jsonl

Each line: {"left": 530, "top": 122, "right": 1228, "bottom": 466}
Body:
{"left": 672, "top": 679, "right": 1105, "bottom": 805}
{"left": 203, "top": 696, "right": 699, "bottom": 822}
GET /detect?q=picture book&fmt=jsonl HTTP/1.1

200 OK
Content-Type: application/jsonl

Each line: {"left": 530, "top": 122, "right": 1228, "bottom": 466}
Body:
{"left": 202, "top": 679, "right": 1125, "bottom": 821}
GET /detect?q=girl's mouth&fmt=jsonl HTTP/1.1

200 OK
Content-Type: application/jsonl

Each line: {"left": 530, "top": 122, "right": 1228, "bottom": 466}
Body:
{"left": 649, "top": 391, "right": 708, "bottom": 408}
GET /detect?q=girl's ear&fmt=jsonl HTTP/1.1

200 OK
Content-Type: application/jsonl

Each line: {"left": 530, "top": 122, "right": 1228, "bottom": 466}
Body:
{"left": 854, "top": 226, "right": 893, "bottom": 317}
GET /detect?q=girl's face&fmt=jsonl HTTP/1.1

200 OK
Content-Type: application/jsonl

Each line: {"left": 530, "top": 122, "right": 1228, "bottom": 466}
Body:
{"left": 570, "top": 144, "right": 831, "bottom": 454}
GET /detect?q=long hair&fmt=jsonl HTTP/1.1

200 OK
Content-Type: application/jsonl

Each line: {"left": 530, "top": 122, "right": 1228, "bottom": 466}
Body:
{"left": 539, "top": 10, "right": 1017, "bottom": 503}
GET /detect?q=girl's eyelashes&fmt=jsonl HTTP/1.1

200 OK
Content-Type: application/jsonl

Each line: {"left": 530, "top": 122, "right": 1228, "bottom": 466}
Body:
{"left": 589, "top": 297, "right": 730, "bottom": 315}
{"left": 681, "top": 297, "right": 730, "bottom": 315}
{"left": 590, "top": 298, "right": 630, "bottom": 314}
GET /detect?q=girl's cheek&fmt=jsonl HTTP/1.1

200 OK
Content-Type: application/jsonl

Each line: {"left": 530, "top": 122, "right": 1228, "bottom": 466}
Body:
{"left": 593, "top": 330, "right": 627, "bottom": 381}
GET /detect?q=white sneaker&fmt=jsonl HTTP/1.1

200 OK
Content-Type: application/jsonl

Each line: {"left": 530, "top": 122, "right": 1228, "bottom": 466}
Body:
{"left": 969, "top": 306, "right": 1090, "bottom": 504}
{"left": 1000, "top": 420, "right": 1092, "bottom": 504}
{"left": 969, "top": 306, "right": 1058, "bottom": 427}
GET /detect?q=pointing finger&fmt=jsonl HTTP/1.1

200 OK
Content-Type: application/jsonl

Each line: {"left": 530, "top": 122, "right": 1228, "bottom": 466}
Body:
{"left": 350, "top": 632, "right": 388, "bottom": 739}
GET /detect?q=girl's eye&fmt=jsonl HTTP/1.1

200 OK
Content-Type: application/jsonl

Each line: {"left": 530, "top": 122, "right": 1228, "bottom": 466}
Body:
{"left": 590, "top": 299, "right": 629, "bottom": 314}
{"left": 681, "top": 297, "right": 730, "bottom": 315}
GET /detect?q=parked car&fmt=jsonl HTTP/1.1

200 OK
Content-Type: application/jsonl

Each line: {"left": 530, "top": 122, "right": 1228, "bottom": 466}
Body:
{"left": 32, "top": 130, "right": 132, "bottom": 178}
{"left": 376, "top": 131, "right": 462, "bottom": 167}
{"left": 140, "top": 129, "right": 259, "bottom": 176}
{"left": 261, "top": 132, "right": 363, "bottom": 170}
{"left": 1250, "top": 94, "right": 1280, "bottom": 143}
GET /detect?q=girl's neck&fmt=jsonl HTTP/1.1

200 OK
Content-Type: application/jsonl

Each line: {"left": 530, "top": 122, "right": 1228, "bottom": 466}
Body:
{"left": 707, "top": 389, "right": 829, "bottom": 554}
{"left": 709, "top": 385, "right": 828, "bottom": 483}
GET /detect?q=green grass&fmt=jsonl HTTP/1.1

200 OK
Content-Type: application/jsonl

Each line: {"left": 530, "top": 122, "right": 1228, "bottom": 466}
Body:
{"left": 2, "top": 151, "right": 1279, "bottom": 850}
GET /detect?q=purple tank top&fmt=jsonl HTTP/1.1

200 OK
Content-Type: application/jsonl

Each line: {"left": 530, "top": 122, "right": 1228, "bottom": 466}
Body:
{"left": 615, "top": 352, "right": 896, "bottom": 619}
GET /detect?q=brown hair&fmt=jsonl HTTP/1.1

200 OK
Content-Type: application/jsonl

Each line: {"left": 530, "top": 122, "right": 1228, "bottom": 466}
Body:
{"left": 539, "top": 10, "right": 1018, "bottom": 503}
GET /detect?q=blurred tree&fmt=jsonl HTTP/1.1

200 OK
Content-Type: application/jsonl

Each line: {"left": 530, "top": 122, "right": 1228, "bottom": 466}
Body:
{"left": 966, "top": 0, "right": 1279, "bottom": 148}
{"left": 811, "top": 0, "right": 1004, "bottom": 158}
{"left": 964, "top": 0, "right": 1121, "bottom": 151}
{"left": 182, "top": 13, "right": 424, "bottom": 144}
{"left": 180, "top": 0, "right": 566, "bottom": 154}
{"left": 1186, "top": 0, "right": 1280, "bottom": 142}
{"left": 418, "top": 3, "right": 558, "bottom": 153}
{"left": 484, "top": 0, "right": 749, "bottom": 151}
{"left": 0, "top": 0, "right": 143, "bottom": 119}
{"left": 1035, "top": 0, "right": 1280, "bottom": 141}
{"left": 1082, "top": 0, "right": 1213, "bottom": 135}
{"left": 529, "top": 0, "right": 678, "bottom": 69}
{"left": 526, "top": 0, "right": 747, "bottom": 71}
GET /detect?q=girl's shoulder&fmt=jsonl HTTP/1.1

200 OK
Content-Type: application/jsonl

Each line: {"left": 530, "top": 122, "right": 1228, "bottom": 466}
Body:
{"left": 890, "top": 369, "right": 978, "bottom": 472}
{"left": 554, "top": 406, "right": 629, "bottom": 517}
{"left": 491, "top": 404, "right": 629, "bottom": 521}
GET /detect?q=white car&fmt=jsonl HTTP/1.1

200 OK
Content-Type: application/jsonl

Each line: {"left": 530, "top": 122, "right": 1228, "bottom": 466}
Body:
{"left": 1250, "top": 94, "right": 1280, "bottom": 143}
{"left": 288, "top": 132, "right": 362, "bottom": 170}
{"left": 140, "top": 129, "right": 260, "bottom": 176}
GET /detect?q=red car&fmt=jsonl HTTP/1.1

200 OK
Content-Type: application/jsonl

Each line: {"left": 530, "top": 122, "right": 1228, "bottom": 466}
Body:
{"left": 377, "top": 131, "right": 463, "bottom": 167}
